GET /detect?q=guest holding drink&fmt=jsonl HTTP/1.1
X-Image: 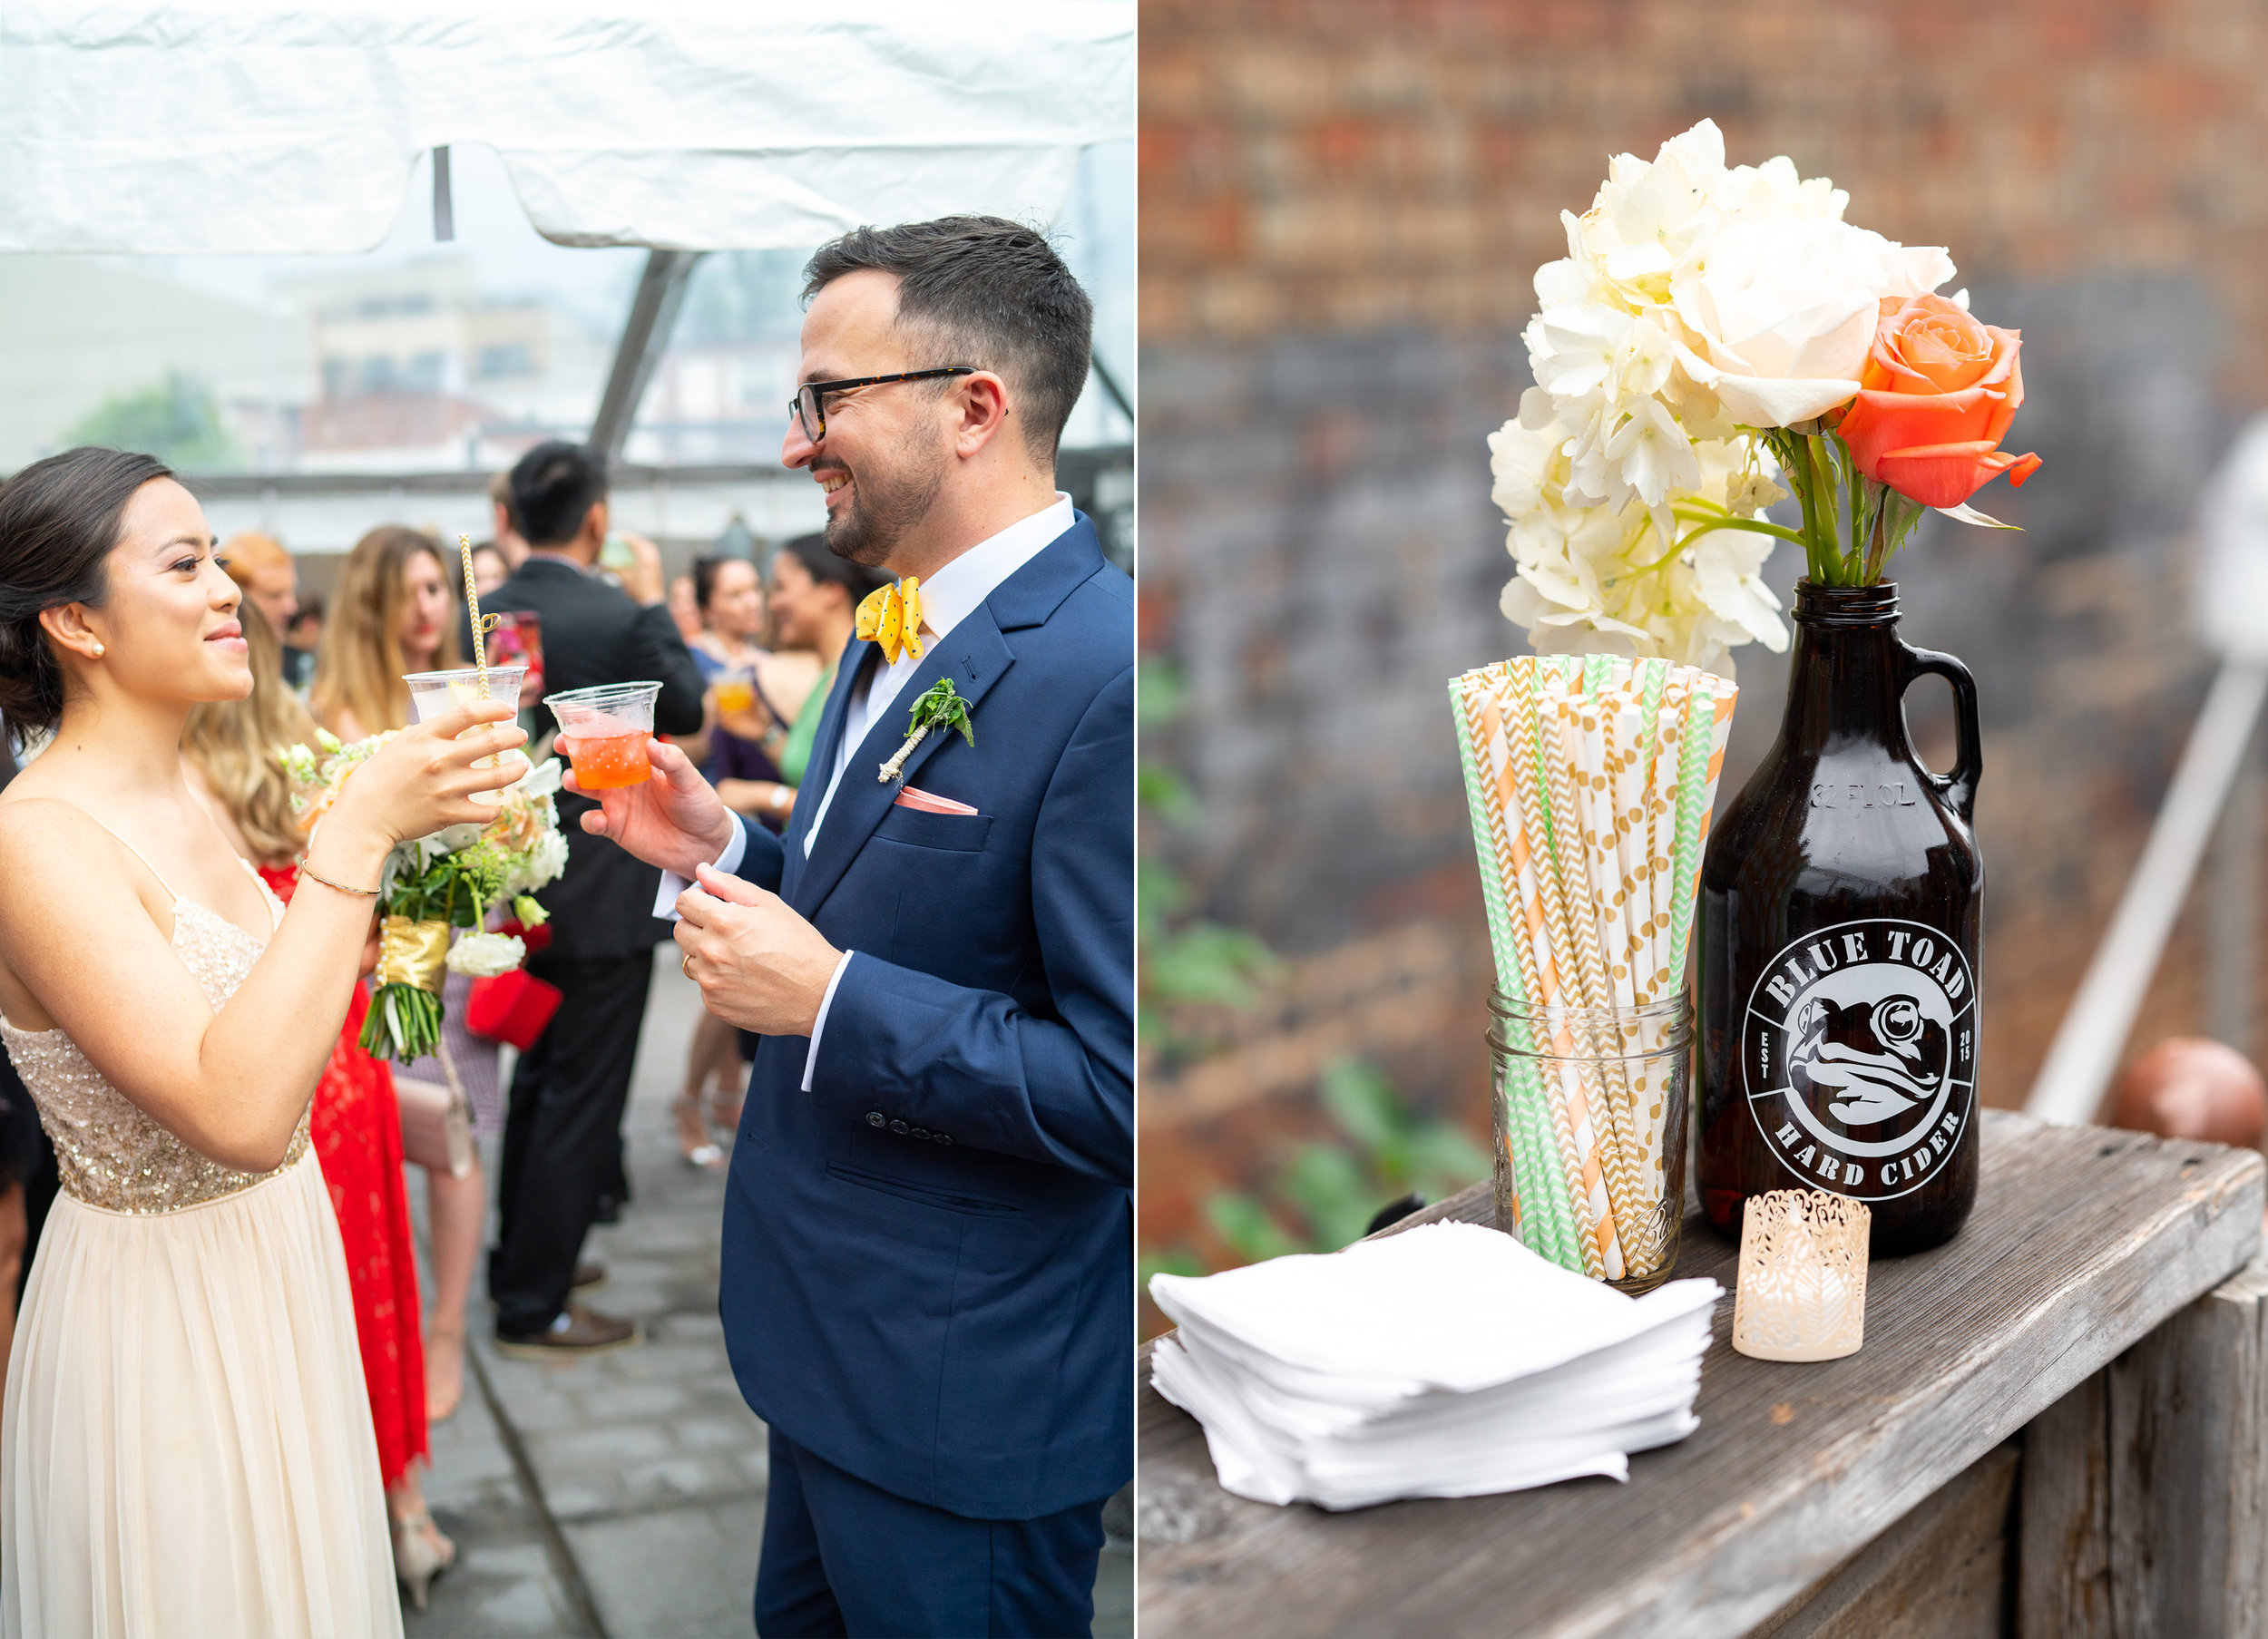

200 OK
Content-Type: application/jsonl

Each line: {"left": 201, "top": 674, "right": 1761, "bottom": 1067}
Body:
{"left": 765, "top": 532, "right": 889, "bottom": 795}
{"left": 482, "top": 442, "right": 706, "bottom": 1357}
{"left": 310, "top": 525, "right": 495, "bottom": 1421}
{"left": 311, "top": 526, "right": 461, "bottom": 740}
{"left": 183, "top": 600, "right": 455, "bottom": 1608}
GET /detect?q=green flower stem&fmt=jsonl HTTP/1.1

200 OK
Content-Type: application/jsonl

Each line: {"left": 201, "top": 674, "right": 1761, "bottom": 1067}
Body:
{"left": 1644, "top": 514, "right": 1807, "bottom": 579}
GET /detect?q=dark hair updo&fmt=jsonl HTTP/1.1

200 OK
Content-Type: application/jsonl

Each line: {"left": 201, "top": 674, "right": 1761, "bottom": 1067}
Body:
{"left": 777, "top": 533, "right": 891, "bottom": 606}
{"left": 0, "top": 446, "right": 175, "bottom": 736}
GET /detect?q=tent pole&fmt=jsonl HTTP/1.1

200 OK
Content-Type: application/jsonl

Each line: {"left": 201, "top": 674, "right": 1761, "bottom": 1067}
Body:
{"left": 590, "top": 249, "right": 705, "bottom": 460}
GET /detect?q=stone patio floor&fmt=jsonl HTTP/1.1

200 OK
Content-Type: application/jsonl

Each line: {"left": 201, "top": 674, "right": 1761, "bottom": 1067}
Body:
{"left": 400, "top": 947, "right": 1133, "bottom": 1638}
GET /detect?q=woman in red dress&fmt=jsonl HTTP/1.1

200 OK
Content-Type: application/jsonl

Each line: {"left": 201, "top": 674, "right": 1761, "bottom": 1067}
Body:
{"left": 181, "top": 599, "right": 453, "bottom": 1609}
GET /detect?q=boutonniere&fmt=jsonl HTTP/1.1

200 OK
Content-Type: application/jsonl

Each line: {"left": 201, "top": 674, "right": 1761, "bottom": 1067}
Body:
{"left": 879, "top": 678, "right": 975, "bottom": 784}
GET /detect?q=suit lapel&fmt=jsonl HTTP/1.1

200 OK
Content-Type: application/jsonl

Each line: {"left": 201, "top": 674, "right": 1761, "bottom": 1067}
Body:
{"left": 790, "top": 607, "right": 1016, "bottom": 918}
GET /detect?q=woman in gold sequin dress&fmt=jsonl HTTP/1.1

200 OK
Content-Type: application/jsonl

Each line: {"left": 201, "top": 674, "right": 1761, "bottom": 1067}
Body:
{"left": 0, "top": 448, "right": 527, "bottom": 1637}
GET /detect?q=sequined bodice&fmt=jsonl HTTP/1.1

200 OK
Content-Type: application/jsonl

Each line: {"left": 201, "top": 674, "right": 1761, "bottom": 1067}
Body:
{"left": 0, "top": 888, "right": 309, "bottom": 1215}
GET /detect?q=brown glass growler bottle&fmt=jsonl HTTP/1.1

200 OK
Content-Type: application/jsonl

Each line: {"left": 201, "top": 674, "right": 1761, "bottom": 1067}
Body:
{"left": 1697, "top": 581, "right": 1984, "bottom": 1256}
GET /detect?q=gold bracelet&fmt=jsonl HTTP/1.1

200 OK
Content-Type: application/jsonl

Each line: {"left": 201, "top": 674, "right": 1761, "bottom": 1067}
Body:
{"left": 299, "top": 858, "right": 382, "bottom": 897}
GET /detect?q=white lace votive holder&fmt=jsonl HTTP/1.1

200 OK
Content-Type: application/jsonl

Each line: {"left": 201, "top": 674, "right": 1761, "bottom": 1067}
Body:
{"left": 1732, "top": 1189, "right": 1870, "bottom": 1362}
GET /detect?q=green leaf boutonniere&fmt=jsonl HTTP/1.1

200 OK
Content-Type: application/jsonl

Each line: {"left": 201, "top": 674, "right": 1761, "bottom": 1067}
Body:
{"left": 878, "top": 678, "right": 975, "bottom": 784}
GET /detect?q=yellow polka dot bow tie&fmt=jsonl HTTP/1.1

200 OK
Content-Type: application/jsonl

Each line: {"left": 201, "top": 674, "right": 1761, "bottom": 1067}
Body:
{"left": 855, "top": 576, "right": 925, "bottom": 664}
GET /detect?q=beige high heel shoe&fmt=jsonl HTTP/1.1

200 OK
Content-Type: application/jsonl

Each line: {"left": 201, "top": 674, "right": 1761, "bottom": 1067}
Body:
{"left": 392, "top": 1509, "right": 456, "bottom": 1612}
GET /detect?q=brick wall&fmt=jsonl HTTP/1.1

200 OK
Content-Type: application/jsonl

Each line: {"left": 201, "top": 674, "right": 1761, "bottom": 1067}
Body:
{"left": 1139, "top": 0, "right": 2265, "bottom": 1260}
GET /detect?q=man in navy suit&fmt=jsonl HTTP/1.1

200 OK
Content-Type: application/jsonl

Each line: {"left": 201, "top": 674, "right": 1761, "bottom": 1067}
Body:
{"left": 566, "top": 217, "right": 1130, "bottom": 1636}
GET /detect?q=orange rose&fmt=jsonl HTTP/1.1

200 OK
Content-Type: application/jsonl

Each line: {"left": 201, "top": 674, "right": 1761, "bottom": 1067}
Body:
{"left": 1836, "top": 294, "right": 2042, "bottom": 509}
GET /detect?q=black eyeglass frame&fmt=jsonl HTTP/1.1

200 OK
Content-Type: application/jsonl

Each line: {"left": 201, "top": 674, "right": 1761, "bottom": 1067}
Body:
{"left": 789, "top": 367, "right": 978, "bottom": 443}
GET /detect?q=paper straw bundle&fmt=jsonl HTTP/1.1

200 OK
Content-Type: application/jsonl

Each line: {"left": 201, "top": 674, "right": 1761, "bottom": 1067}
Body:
{"left": 1449, "top": 655, "right": 1736, "bottom": 1280}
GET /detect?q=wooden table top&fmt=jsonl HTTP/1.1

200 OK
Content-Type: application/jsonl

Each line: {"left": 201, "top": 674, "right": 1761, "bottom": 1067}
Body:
{"left": 1139, "top": 1111, "right": 2265, "bottom": 1639}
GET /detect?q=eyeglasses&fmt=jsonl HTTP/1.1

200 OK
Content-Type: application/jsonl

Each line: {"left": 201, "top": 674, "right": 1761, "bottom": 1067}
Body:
{"left": 788, "top": 368, "right": 977, "bottom": 444}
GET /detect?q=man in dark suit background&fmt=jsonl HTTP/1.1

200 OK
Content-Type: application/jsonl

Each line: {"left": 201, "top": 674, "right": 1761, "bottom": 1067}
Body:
{"left": 484, "top": 442, "right": 708, "bottom": 1356}
{"left": 572, "top": 217, "right": 1131, "bottom": 1636}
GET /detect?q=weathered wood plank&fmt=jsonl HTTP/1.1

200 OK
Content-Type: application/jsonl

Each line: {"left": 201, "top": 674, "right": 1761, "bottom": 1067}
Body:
{"left": 1139, "top": 1114, "right": 2263, "bottom": 1639}
{"left": 1755, "top": 1443, "right": 2017, "bottom": 1639}
{"left": 2015, "top": 1370, "right": 2111, "bottom": 1636}
{"left": 2018, "top": 1250, "right": 2268, "bottom": 1638}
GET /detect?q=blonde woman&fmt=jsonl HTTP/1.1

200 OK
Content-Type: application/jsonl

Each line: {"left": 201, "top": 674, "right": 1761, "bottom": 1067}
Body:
{"left": 312, "top": 524, "right": 492, "bottom": 1422}
{"left": 310, "top": 525, "right": 461, "bottom": 740}
{"left": 185, "top": 601, "right": 455, "bottom": 1607}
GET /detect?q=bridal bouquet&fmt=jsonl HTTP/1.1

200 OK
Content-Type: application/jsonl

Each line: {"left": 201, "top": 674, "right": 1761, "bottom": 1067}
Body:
{"left": 1493, "top": 119, "right": 2041, "bottom": 675}
{"left": 285, "top": 731, "right": 570, "bottom": 1062}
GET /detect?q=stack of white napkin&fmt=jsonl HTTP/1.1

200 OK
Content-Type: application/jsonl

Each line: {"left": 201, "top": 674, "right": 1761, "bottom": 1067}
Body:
{"left": 1149, "top": 1221, "right": 1722, "bottom": 1509}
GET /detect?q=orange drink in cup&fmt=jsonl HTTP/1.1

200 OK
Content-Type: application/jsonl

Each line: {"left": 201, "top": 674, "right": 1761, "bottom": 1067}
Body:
{"left": 545, "top": 682, "right": 664, "bottom": 791}
{"left": 712, "top": 670, "right": 756, "bottom": 717}
{"left": 405, "top": 666, "right": 530, "bottom": 803}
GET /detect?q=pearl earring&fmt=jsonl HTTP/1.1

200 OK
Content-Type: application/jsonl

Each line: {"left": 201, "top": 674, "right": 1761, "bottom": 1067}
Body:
{"left": 90, "top": 643, "right": 103, "bottom": 658}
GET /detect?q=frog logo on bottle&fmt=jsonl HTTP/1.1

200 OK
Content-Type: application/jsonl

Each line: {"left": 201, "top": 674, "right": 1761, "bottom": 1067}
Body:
{"left": 1743, "top": 919, "right": 1976, "bottom": 1201}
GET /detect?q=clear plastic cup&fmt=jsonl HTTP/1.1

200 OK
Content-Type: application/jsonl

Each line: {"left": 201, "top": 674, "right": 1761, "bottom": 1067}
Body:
{"left": 406, "top": 666, "right": 528, "bottom": 725}
{"left": 545, "top": 681, "right": 663, "bottom": 790}
{"left": 405, "top": 666, "right": 530, "bottom": 802}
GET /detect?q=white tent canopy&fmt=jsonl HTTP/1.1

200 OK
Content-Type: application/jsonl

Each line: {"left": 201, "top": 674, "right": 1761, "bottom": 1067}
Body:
{"left": 0, "top": 1, "right": 1133, "bottom": 254}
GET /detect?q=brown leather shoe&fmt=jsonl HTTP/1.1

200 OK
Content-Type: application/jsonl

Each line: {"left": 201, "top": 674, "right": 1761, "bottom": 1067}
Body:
{"left": 571, "top": 1261, "right": 605, "bottom": 1293}
{"left": 493, "top": 1302, "right": 641, "bottom": 1360}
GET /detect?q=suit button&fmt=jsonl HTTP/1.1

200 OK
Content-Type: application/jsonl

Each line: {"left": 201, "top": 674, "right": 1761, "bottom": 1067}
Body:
{"left": 889, "top": 1119, "right": 908, "bottom": 1135}
{"left": 934, "top": 1132, "right": 953, "bottom": 1146}
{"left": 865, "top": 1112, "right": 885, "bottom": 1127}
{"left": 910, "top": 1127, "right": 930, "bottom": 1141}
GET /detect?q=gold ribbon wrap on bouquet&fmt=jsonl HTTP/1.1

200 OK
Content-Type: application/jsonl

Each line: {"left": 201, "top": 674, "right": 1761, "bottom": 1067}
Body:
{"left": 376, "top": 917, "right": 451, "bottom": 994}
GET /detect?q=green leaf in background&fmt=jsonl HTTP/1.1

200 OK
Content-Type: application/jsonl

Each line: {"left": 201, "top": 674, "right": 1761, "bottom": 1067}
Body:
{"left": 1320, "top": 1056, "right": 1403, "bottom": 1154}
{"left": 1136, "top": 659, "right": 1190, "bottom": 728}
{"left": 1142, "top": 922, "right": 1277, "bottom": 1010}
{"left": 1279, "top": 1143, "right": 1380, "bottom": 1253}
{"left": 1206, "top": 1192, "right": 1305, "bottom": 1264}
{"left": 1138, "top": 763, "right": 1199, "bottom": 824}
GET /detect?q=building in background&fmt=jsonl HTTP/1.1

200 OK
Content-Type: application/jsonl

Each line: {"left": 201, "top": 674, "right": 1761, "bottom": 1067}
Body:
{"left": 1139, "top": 0, "right": 2246, "bottom": 1276}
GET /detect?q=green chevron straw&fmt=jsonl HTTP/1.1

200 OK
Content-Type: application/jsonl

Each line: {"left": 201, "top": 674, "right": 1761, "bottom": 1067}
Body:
{"left": 1450, "top": 678, "right": 1579, "bottom": 1270}
{"left": 1664, "top": 674, "right": 1721, "bottom": 991}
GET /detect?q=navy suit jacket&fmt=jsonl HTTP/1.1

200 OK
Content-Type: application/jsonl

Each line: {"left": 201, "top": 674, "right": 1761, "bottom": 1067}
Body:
{"left": 723, "top": 514, "right": 1132, "bottom": 1520}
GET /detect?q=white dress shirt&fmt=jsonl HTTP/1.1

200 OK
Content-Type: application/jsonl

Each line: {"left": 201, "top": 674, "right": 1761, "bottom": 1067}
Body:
{"left": 657, "top": 493, "right": 1076, "bottom": 1089}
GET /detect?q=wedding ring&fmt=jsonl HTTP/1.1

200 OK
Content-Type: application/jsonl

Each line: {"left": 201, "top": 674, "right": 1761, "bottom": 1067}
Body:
{"left": 681, "top": 953, "right": 694, "bottom": 980}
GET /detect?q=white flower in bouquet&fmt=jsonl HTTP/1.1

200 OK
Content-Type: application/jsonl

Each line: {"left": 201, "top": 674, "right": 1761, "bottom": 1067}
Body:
{"left": 1670, "top": 217, "right": 1954, "bottom": 429}
{"left": 446, "top": 930, "right": 527, "bottom": 979}
{"left": 505, "top": 827, "right": 569, "bottom": 898}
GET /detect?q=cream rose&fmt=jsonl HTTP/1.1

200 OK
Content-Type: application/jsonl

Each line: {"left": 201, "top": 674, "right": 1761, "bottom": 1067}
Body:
{"left": 1670, "top": 218, "right": 1955, "bottom": 428}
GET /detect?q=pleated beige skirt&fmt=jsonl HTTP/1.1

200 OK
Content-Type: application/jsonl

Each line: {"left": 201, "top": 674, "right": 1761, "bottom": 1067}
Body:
{"left": 0, "top": 1150, "right": 401, "bottom": 1637}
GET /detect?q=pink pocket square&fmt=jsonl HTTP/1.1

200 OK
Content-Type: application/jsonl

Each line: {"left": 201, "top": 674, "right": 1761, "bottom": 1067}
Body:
{"left": 893, "top": 785, "right": 979, "bottom": 816}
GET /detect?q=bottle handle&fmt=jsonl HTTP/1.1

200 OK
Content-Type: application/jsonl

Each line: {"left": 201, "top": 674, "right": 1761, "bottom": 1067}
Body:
{"left": 1898, "top": 642, "right": 1982, "bottom": 824}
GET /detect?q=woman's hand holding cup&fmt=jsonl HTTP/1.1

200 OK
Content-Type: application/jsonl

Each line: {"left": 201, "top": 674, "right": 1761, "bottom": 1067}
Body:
{"left": 310, "top": 700, "right": 528, "bottom": 887}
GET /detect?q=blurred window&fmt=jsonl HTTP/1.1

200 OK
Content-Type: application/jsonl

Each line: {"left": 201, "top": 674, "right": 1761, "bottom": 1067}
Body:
{"left": 0, "top": 145, "right": 642, "bottom": 479}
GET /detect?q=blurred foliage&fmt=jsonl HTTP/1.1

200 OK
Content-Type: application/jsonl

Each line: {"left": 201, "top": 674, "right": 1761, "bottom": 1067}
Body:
{"left": 1207, "top": 1058, "right": 1491, "bottom": 1262}
{"left": 64, "top": 372, "right": 240, "bottom": 470}
{"left": 1138, "top": 660, "right": 1278, "bottom": 1055}
{"left": 1143, "top": 1058, "right": 1493, "bottom": 1313}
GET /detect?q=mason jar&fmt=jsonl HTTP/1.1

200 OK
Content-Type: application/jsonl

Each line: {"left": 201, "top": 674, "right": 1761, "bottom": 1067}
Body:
{"left": 1488, "top": 991, "right": 1694, "bottom": 1294}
